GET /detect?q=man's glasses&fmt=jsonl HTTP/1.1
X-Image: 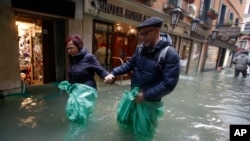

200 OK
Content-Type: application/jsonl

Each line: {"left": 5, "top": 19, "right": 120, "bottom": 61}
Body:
{"left": 138, "top": 28, "right": 156, "bottom": 37}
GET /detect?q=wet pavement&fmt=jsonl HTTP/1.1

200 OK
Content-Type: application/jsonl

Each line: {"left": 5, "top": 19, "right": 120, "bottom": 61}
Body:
{"left": 0, "top": 67, "right": 249, "bottom": 141}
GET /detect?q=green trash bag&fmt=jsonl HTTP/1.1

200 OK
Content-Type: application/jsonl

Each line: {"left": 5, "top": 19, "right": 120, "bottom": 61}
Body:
{"left": 117, "top": 87, "right": 165, "bottom": 141}
{"left": 58, "top": 81, "right": 98, "bottom": 124}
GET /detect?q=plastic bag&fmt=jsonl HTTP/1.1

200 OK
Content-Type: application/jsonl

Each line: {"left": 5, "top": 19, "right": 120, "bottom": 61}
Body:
{"left": 117, "top": 87, "right": 138, "bottom": 128}
{"left": 58, "top": 81, "right": 97, "bottom": 124}
{"left": 117, "top": 87, "right": 165, "bottom": 141}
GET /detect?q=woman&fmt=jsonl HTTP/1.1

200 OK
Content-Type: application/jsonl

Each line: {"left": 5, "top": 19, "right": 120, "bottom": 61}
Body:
{"left": 65, "top": 35, "right": 112, "bottom": 88}
{"left": 58, "top": 35, "right": 113, "bottom": 124}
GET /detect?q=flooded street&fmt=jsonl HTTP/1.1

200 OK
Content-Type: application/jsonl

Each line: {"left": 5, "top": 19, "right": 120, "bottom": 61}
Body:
{"left": 0, "top": 68, "right": 249, "bottom": 141}
{"left": 155, "top": 68, "right": 250, "bottom": 141}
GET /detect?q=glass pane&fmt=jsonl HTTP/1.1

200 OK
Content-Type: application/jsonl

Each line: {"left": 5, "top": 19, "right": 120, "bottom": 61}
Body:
{"left": 189, "top": 42, "right": 202, "bottom": 75}
{"left": 204, "top": 46, "right": 219, "bottom": 70}
{"left": 180, "top": 39, "right": 192, "bottom": 74}
{"left": 94, "top": 22, "right": 112, "bottom": 70}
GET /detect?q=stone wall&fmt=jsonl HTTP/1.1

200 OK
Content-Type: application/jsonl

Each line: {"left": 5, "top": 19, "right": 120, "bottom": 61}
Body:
{"left": 0, "top": 4, "right": 22, "bottom": 95}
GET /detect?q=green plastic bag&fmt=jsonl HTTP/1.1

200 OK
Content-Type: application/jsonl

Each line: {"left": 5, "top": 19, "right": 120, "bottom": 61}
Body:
{"left": 117, "top": 87, "right": 165, "bottom": 141}
{"left": 58, "top": 81, "right": 98, "bottom": 124}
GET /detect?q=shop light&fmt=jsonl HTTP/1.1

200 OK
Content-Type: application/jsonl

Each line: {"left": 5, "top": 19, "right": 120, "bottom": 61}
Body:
{"left": 114, "top": 25, "right": 124, "bottom": 33}
{"left": 170, "top": 8, "right": 182, "bottom": 30}
{"left": 127, "top": 28, "right": 137, "bottom": 36}
{"left": 191, "top": 17, "right": 200, "bottom": 32}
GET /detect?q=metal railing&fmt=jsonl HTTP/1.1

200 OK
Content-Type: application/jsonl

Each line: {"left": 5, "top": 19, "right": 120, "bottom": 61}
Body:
{"left": 111, "top": 56, "right": 131, "bottom": 85}
{"left": 112, "top": 57, "right": 124, "bottom": 84}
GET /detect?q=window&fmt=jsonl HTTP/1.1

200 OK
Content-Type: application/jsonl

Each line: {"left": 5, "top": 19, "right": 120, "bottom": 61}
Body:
{"left": 248, "top": 4, "right": 250, "bottom": 14}
{"left": 169, "top": 0, "right": 181, "bottom": 7}
{"left": 228, "top": 12, "right": 234, "bottom": 24}
{"left": 229, "top": 12, "right": 234, "bottom": 20}
{"left": 235, "top": 18, "right": 239, "bottom": 26}
{"left": 239, "top": 41, "right": 247, "bottom": 49}
{"left": 244, "top": 22, "right": 250, "bottom": 31}
{"left": 239, "top": 0, "right": 243, "bottom": 4}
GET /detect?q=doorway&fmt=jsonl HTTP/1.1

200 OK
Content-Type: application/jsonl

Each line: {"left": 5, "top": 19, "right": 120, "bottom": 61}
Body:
{"left": 93, "top": 20, "right": 113, "bottom": 71}
{"left": 16, "top": 18, "right": 43, "bottom": 85}
{"left": 180, "top": 39, "right": 192, "bottom": 74}
{"left": 16, "top": 16, "right": 59, "bottom": 85}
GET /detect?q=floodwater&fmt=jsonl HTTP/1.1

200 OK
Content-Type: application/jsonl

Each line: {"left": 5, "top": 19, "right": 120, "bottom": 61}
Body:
{"left": 0, "top": 68, "right": 249, "bottom": 141}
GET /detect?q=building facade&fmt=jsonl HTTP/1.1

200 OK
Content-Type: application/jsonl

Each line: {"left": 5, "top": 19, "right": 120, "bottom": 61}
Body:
{"left": 0, "top": 0, "right": 245, "bottom": 95}
{"left": 202, "top": 0, "right": 246, "bottom": 70}
{"left": 237, "top": 0, "right": 250, "bottom": 53}
{"left": 0, "top": 0, "right": 83, "bottom": 94}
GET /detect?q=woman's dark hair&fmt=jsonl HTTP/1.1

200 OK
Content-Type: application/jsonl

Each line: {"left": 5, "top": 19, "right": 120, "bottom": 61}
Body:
{"left": 65, "top": 35, "right": 83, "bottom": 50}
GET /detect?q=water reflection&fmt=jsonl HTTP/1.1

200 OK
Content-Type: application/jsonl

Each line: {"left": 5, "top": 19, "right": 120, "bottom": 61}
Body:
{"left": 20, "top": 96, "right": 46, "bottom": 112}
{"left": 17, "top": 116, "right": 37, "bottom": 128}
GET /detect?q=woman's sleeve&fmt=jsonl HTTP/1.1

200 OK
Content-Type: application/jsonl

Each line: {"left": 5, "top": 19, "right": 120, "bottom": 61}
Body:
{"left": 87, "top": 54, "right": 109, "bottom": 79}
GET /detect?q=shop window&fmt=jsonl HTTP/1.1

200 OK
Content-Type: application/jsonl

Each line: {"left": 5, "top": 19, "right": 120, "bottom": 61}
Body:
{"left": 244, "top": 22, "right": 250, "bottom": 31}
{"left": 93, "top": 21, "right": 113, "bottom": 71}
{"left": 180, "top": 39, "right": 191, "bottom": 74}
{"left": 16, "top": 19, "right": 43, "bottom": 85}
{"left": 170, "top": 34, "right": 177, "bottom": 49}
{"left": 189, "top": 42, "right": 202, "bottom": 74}
{"left": 113, "top": 22, "right": 137, "bottom": 80}
{"left": 113, "top": 23, "right": 137, "bottom": 60}
{"left": 204, "top": 46, "right": 219, "bottom": 70}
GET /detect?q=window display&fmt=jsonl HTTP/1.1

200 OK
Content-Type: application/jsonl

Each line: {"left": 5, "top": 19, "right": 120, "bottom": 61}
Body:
{"left": 16, "top": 20, "right": 43, "bottom": 85}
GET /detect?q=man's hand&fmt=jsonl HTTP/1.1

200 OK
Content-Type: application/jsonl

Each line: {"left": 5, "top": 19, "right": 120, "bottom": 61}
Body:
{"left": 135, "top": 92, "right": 144, "bottom": 103}
{"left": 104, "top": 74, "right": 115, "bottom": 83}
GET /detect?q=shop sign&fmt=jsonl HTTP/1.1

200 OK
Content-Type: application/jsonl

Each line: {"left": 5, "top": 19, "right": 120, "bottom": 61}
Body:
{"left": 100, "top": 2, "right": 149, "bottom": 22}
{"left": 217, "top": 27, "right": 241, "bottom": 36}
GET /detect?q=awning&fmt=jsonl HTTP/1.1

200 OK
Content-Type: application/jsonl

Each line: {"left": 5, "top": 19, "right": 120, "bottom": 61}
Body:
{"left": 12, "top": 0, "right": 75, "bottom": 18}
{"left": 208, "top": 38, "right": 237, "bottom": 51}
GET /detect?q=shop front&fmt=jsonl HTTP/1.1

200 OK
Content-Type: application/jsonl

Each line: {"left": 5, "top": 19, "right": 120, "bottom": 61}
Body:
{"left": 203, "top": 26, "right": 239, "bottom": 71}
{"left": 205, "top": 38, "right": 237, "bottom": 71}
{"left": 188, "top": 41, "right": 203, "bottom": 75}
{"left": 11, "top": 0, "right": 74, "bottom": 85}
{"left": 204, "top": 45, "right": 219, "bottom": 70}
{"left": 92, "top": 19, "right": 138, "bottom": 81}
{"left": 175, "top": 31, "right": 205, "bottom": 75}
{"left": 92, "top": 20, "right": 137, "bottom": 71}
{"left": 15, "top": 15, "right": 67, "bottom": 85}
{"left": 84, "top": 0, "right": 207, "bottom": 78}
{"left": 16, "top": 18, "right": 43, "bottom": 85}
{"left": 179, "top": 38, "right": 192, "bottom": 74}
{"left": 84, "top": 0, "right": 158, "bottom": 80}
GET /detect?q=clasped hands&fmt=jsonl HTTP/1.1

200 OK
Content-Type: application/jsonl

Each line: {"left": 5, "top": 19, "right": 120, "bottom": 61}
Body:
{"left": 104, "top": 73, "right": 115, "bottom": 83}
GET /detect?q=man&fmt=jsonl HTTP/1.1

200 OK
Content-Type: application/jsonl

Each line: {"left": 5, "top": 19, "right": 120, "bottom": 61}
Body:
{"left": 232, "top": 50, "right": 250, "bottom": 78}
{"left": 106, "top": 16, "right": 180, "bottom": 101}
{"left": 105, "top": 17, "right": 180, "bottom": 139}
